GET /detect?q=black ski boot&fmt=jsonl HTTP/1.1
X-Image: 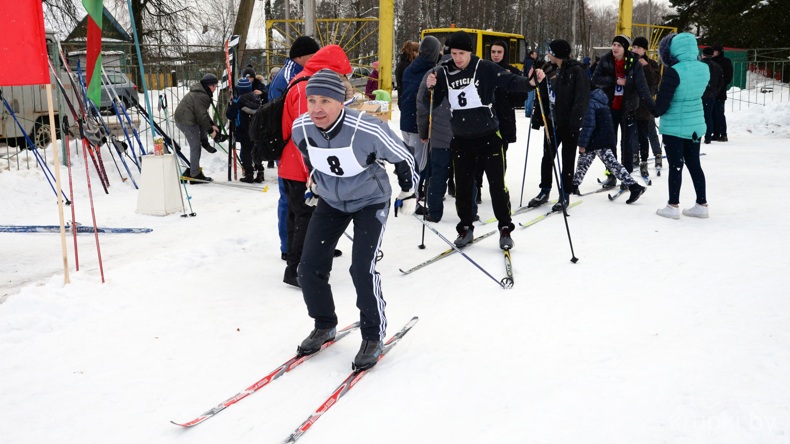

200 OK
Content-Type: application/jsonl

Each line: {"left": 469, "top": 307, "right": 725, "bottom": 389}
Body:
{"left": 527, "top": 188, "right": 550, "bottom": 208}
{"left": 552, "top": 194, "right": 569, "bottom": 212}
{"left": 353, "top": 339, "right": 383, "bottom": 371}
{"left": 298, "top": 327, "right": 337, "bottom": 356}
{"left": 454, "top": 226, "right": 474, "bottom": 248}
{"left": 499, "top": 225, "right": 514, "bottom": 250}
{"left": 626, "top": 183, "right": 646, "bottom": 204}
{"left": 240, "top": 171, "right": 255, "bottom": 183}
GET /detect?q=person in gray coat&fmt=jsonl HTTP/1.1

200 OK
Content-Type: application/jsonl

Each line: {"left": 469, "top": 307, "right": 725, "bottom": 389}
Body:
{"left": 417, "top": 54, "right": 453, "bottom": 222}
{"left": 174, "top": 73, "right": 220, "bottom": 182}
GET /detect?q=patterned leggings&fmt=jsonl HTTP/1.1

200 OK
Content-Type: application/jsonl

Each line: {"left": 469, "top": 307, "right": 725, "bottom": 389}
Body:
{"left": 573, "top": 148, "right": 636, "bottom": 187}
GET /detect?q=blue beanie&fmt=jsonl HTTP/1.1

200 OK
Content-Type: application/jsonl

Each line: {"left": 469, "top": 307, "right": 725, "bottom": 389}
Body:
{"left": 237, "top": 77, "right": 252, "bottom": 94}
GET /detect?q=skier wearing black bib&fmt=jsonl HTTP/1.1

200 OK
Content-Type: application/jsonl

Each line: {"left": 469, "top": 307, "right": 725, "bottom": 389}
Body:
{"left": 424, "top": 30, "right": 541, "bottom": 250}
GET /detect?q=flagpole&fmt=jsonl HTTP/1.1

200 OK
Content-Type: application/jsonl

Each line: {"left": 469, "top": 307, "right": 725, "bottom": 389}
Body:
{"left": 126, "top": 0, "right": 158, "bottom": 143}
{"left": 45, "top": 83, "right": 71, "bottom": 284}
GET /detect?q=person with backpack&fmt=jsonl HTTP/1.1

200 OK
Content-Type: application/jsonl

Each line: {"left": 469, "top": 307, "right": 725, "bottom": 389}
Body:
{"left": 279, "top": 45, "right": 352, "bottom": 287}
{"left": 226, "top": 77, "right": 264, "bottom": 183}
{"left": 269, "top": 36, "right": 321, "bottom": 262}
{"left": 291, "top": 69, "right": 417, "bottom": 371}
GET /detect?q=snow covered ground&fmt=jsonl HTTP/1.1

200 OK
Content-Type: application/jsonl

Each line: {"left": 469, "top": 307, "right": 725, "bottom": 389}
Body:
{"left": 2, "top": 87, "right": 790, "bottom": 443}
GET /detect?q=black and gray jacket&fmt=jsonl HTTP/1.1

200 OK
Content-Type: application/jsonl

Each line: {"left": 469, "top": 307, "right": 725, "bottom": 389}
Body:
{"left": 292, "top": 108, "right": 417, "bottom": 213}
{"left": 425, "top": 55, "right": 533, "bottom": 139}
{"left": 417, "top": 55, "right": 452, "bottom": 149}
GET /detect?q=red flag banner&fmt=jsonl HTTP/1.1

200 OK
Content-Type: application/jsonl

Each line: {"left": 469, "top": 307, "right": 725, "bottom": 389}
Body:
{"left": 0, "top": 1, "right": 50, "bottom": 86}
{"left": 82, "top": 0, "right": 104, "bottom": 105}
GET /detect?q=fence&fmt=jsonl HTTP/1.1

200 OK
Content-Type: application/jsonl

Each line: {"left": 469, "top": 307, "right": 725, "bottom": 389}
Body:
{"left": 727, "top": 48, "right": 790, "bottom": 110}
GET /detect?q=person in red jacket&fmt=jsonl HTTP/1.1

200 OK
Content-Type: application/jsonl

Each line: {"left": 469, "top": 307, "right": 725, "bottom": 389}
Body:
{"left": 279, "top": 45, "right": 353, "bottom": 287}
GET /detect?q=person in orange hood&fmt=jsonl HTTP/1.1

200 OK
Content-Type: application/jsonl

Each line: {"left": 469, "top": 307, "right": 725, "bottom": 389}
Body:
{"left": 279, "top": 45, "right": 353, "bottom": 287}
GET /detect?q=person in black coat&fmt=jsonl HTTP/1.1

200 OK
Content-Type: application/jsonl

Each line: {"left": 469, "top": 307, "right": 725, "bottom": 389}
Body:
{"left": 631, "top": 36, "right": 661, "bottom": 177}
{"left": 474, "top": 40, "right": 524, "bottom": 205}
{"left": 591, "top": 35, "right": 655, "bottom": 184}
{"left": 395, "top": 40, "right": 419, "bottom": 102}
{"left": 226, "top": 77, "right": 264, "bottom": 183}
{"left": 701, "top": 47, "right": 723, "bottom": 144}
{"left": 526, "top": 39, "right": 589, "bottom": 212}
{"left": 711, "top": 44, "right": 733, "bottom": 141}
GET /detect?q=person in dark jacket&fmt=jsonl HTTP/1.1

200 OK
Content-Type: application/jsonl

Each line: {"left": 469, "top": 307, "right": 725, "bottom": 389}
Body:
{"left": 523, "top": 50, "right": 538, "bottom": 117}
{"left": 417, "top": 54, "right": 453, "bottom": 222}
{"left": 591, "top": 35, "right": 656, "bottom": 185}
{"left": 474, "top": 40, "right": 524, "bottom": 205}
{"left": 631, "top": 36, "right": 661, "bottom": 178}
{"left": 225, "top": 77, "right": 264, "bottom": 183}
{"left": 395, "top": 40, "right": 419, "bottom": 101}
{"left": 174, "top": 73, "right": 220, "bottom": 182}
{"left": 573, "top": 88, "right": 645, "bottom": 203}
{"left": 526, "top": 39, "right": 589, "bottom": 212}
{"left": 399, "top": 36, "right": 443, "bottom": 192}
{"left": 700, "top": 47, "right": 723, "bottom": 144}
{"left": 711, "top": 44, "right": 733, "bottom": 141}
{"left": 425, "top": 31, "right": 539, "bottom": 250}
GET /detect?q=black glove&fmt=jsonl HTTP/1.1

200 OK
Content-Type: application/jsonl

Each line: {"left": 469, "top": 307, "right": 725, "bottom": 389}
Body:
{"left": 531, "top": 118, "right": 542, "bottom": 130}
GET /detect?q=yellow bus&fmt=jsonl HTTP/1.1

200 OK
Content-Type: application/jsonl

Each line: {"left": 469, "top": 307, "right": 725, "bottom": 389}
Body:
{"left": 421, "top": 27, "right": 528, "bottom": 71}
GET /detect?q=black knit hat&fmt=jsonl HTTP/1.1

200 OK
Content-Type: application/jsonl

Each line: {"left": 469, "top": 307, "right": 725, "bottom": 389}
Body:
{"left": 712, "top": 44, "right": 724, "bottom": 53}
{"left": 613, "top": 34, "right": 632, "bottom": 51}
{"left": 548, "top": 39, "right": 572, "bottom": 59}
{"left": 446, "top": 31, "right": 474, "bottom": 52}
{"left": 200, "top": 73, "right": 219, "bottom": 86}
{"left": 632, "top": 36, "right": 649, "bottom": 49}
{"left": 702, "top": 46, "right": 714, "bottom": 56}
{"left": 305, "top": 69, "right": 346, "bottom": 103}
{"left": 241, "top": 67, "right": 256, "bottom": 78}
{"left": 289, "top": 36, "right": 320, "bottom": 59}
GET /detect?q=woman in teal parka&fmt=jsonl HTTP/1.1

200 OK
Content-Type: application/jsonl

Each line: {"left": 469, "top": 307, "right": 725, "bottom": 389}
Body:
{"left": 654, "top": 32, "right": 711, "bottom": 219}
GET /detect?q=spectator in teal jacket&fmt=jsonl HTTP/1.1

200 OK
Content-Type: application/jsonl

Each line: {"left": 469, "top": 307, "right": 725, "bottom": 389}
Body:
{"left": 654, "top": 32, "right": 711, "bottom": 220}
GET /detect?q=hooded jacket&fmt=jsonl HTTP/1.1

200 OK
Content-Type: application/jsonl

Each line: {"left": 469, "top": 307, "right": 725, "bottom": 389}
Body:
{"left": 591, "top": 49, "right": 655, "bottom": 114}
{"left": 279, "top": 45, "right": 353, "bottom": 182}
{"left": 578, "top": 88, "right": 616, "bottom": 151}
{"left": 174, "top": 82, "right": 214, "bottom": 132}
{"left": 417, "top": 54, "right": 453, "bottom": 149}
{"left": 655, "top": 32, "right": 709, "bottom": 141}
{"left": 548, "top": 58, "right": 590, "bottom": 132}
{"left": 399, "top": 36, "right": 442, "bottom": 134}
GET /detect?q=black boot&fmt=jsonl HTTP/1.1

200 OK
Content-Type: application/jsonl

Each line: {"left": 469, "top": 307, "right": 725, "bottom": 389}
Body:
{"left": 254, "top": 169, "right": 265, "bottom": 183}
{"left": 527, "top": 188, "right": 550, "bottom": 208}
{"left": 626, "top": 183, "right": 646, "bottom": 204}
{"left": 240, "top": 171, "right": 255, "bottom": 183}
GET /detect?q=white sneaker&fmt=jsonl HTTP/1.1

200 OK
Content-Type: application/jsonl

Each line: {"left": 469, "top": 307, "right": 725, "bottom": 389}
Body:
{"left": 682, "top": 203, "right": 709, "bottom": 218}
{"left": 656, "top": 204, "right": 680, "bottom": 219}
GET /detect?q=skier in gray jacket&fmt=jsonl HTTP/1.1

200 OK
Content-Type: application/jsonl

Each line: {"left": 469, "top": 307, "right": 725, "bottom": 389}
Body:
{"left": 291, "top": 70, "right": 417, "bottom": 371}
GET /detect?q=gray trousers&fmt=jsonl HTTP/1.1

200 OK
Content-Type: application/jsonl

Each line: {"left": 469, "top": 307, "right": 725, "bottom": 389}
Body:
{"left": 176, "top": 122, "right": 201, "bottom": 176}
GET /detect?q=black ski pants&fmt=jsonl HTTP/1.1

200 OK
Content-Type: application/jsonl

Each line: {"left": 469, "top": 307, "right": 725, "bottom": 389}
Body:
{"left": 537, "top": 121, "right": 578, "bottom": 198}
{"left": 451, "top": 132, "right": 513, "bottom": 232}
{"left": 283, "top": 179, "right": 314, "bottom": 279}
{"left": 299, "top": 199, "right": 389, "bottom": 341}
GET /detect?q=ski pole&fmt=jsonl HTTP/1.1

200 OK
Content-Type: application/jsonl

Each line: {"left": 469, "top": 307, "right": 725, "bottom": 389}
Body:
{"left": 418, "top": 89, "right": 434, "bottom": 250}
{"left": 534, "top": 75, "right": 578, "bottom": 264}
{"left": 412, "top": 214, "right": 507, "bottom": 289}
